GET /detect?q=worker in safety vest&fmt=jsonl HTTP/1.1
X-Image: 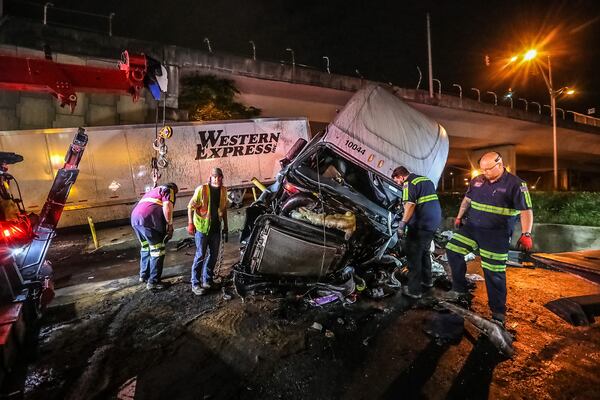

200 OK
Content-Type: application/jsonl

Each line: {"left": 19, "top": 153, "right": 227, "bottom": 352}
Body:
{"left": 131, "top": 182, "right": 178, "bottom": 290}
{"left": 392, "top": 166, "right": 442, "bottom": 299}
{"left": 445, "top": 152, "right": 533, "bottom": 326}
{"left": 188, "top": 167, "right": 228, "bottom": 295}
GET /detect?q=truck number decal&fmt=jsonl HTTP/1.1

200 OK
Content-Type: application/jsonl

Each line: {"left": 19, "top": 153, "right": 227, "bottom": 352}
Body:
{"left": 345, "top": 140, "right": 366, "bottom": 155}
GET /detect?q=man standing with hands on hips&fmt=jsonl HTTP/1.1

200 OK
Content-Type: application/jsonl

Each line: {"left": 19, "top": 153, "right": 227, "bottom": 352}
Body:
{"left": 188, "top": 167, "right": 229, "bottom": 295}
{"left": 445, "top": 152, "right": 533, "bottom": 326}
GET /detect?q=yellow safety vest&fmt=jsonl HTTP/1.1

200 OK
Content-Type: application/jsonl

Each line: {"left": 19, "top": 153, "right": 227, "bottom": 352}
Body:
{"left": 190, "top": 184, "right": 227, "bottom": 234}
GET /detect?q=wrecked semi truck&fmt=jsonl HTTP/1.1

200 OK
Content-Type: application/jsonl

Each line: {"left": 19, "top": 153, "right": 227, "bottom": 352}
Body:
{"left": 235, "top": 85, "right": 449, "bottom": 294}
{"left": 1, "top": 118, "right": 310, "bottom": 227}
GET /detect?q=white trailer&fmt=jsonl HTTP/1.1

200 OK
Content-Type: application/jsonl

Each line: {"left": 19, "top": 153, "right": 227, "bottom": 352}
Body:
{"left": 0, "top": 117, "right": 311, "bottom": 227}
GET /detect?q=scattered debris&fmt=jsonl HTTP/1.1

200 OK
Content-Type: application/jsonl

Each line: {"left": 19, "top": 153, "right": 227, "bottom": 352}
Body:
{"left": 466, "top": 273, "right": 484, "bottom": 282}
{"left": 310, "top": 322, "right": 323, "bottom": 331}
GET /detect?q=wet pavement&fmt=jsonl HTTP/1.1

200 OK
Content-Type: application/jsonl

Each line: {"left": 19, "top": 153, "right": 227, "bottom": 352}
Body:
{"left": 10, "top": 228, "right": 600, "bottom": 399}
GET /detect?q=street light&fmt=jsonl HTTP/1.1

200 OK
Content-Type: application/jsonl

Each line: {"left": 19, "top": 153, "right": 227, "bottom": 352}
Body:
{"left": 518, "top": 98, "right": 528, "bottom": 111}
{"left": 486, "top": 91, "right": 498, "bottom": 105}
{"left": 204, "top": 38, "right": 212, "bottom": 53}
{"left": 285, "top": 48, "right": 295, "bottom": 66}
{"left": 43, "top": 2, "right": 54, "bottom": 25}
{"left": 249, "top": 40, "right": 256, "bottom": 60}
{"left": 471, "top": 88, "right": 480, "bottom": 102}
{"left": 108, "top": 12, "right": 115, "bottom": 37}
{"left": 432, "top": 79, "right": 441, "bottom": 96}
{"left": 322, "top": 56, "right": 330, "bottom": 74}
{"left": 521, "top": 49, "right": 575, "bottom": 189}
{"left": 531, "top": 101, "right": 541, "bottom": 114}
{"left": 452, "top": 83, "right": 462, "bottom": 99}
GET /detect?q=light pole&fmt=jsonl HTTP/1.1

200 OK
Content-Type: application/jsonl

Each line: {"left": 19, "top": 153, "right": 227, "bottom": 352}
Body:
{"left": 432, "top": 79, "right": 441, "bottom": 96}
{"left": 249, "top": 40, "right": 256, "bottom": 60}
{"left": 416, "top": 66, "right": 423, "bottom": 90}
{"left": 285, "top": 48, "right": 295, "bottom": 67}
{"left": 486, "top": 91, "right": 497, "bottom": 105}
{"left": 518, "top": 98, "right": 528, "bottom": 111}
{"left": 452, "top": 83, "right": 462, "bottom": 99}
{"left": 322, "top": 56, "right": 330, "bottom": 74}
{"left": 43, "top": 2, "right": 53, "bottom": 25}
{"left": 108, "top": 12, "right": 115, "bottom": 37}
{"left": 203, "top": 38, "right": 212, "bottom": 53}
{"left": 531, "top": 101, "right": 541, "bottom": 114}
{"left": 471, "top": 88, "right": 480, "bottom": 102}
{"left": 522, "top": 50, "right": 575, "bottom": 189}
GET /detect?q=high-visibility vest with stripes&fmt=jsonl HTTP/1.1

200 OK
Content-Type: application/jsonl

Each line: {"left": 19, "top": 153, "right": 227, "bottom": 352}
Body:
{"left": 190, "top": 184, "right": 227, "bottom": 234}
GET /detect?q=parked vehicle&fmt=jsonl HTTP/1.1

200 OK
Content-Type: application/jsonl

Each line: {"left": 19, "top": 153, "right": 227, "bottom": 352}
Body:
{"left": 0, "top": 118, "right": 310, "bottom": 227}
{"left": 234, "top": 85, "right": 449, "bottom": 294}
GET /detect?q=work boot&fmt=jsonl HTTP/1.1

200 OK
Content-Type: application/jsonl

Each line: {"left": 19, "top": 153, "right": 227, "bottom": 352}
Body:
{"left": 146, "top": 281, "right": 165, "bottom": 291}
{"left": 402, "top": 286, "right": 422, "bottom": 299}
{"left": 492, "top": 313, "right": 506, "bottom": 328}
{"left": 201, "top": 282, "right": 212, "bottom": 290}
{"left": 192, "top": 286, "right": 206, "bottom": 296}
{"left": 139, "top": 277, "right": 147, "bottom": 284}
{"left": 421, "top": 281, "right": 434, "bottom": 289}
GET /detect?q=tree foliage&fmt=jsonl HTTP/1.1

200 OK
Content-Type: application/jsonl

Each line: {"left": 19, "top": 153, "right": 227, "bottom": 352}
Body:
{"left": 179, "top": 75, "right": 261, "bottom": 121}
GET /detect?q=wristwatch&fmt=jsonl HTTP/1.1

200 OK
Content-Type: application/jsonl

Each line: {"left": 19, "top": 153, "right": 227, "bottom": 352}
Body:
{"left": 522, "top": 232, "right": 531, "bottom": 237}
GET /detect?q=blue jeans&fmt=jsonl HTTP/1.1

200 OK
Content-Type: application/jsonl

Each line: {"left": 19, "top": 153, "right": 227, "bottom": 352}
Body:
{"left": 132, "top": 225, "right": 167, "bottom": 284}
{"left": 191, "top": 229, "right": 221, "bottom": 287}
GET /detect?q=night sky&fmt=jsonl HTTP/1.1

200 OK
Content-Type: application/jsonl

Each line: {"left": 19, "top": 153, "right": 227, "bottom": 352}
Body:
{"left": 5, "top": 0, "right": 600, "bottom": 113}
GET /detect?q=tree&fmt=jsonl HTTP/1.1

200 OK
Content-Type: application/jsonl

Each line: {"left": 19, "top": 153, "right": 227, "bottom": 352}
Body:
{"left": 179, "top": 75, "right": 261, "bottom": 121}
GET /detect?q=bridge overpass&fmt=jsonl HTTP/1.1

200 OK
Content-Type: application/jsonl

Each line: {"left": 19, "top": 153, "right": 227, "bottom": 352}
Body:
{"left": 1, "top": 16, "right": 600, "bottom": 190}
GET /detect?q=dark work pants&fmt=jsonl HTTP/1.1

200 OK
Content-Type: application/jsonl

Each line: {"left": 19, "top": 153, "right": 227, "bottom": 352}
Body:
{"left": 405, "top": 227, "right": 435, "bottom": 295}
{"left": 446, "top": 224, "right": 510, "bottom": 317}
{"left": 132, "top": 224, "right": 167, "bottom": 284}
{"left": 191, "top": 229, "right": 221, "bottom": 287}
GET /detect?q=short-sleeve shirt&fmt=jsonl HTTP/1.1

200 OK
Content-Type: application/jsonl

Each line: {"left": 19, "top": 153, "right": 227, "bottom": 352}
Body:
{"left": 402, "top": 173, "right": 442, "bottom": 231}
{"left": 130, "top": 186, "right": 176, "bottom": 232}
{"left": 465, "top": 170, "right": 532, "bottom": 231}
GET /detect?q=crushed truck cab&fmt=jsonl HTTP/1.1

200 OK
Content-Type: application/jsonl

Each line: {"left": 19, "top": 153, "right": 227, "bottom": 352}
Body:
{"left": 235, "top": 85, "right": 449, "bottom": 294}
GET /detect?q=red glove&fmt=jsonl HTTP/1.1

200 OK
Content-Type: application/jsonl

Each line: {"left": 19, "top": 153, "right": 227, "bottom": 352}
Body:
{"left": 187, "top": 223, "right": 196, "bottom": 235}
{"left": 454, "top": 217, "right": 462, "bottom": 229}
{"left": 518, "top": 234, "right": 533, "bottom": 251}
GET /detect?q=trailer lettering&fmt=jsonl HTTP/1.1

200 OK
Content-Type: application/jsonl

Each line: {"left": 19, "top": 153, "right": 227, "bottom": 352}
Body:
{"left": 195, "top": 131, "right": 281, "bottom": 159}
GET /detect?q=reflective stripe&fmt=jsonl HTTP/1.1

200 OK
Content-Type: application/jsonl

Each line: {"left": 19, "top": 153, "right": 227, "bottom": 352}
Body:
{"left": 453, "top": 233, "right": 477, "bottom": 250}
{"left": 522, "top": 183, "right": 532, "bottom": 208}
{"left": 411, "top": 177, "right": 430, "bottom": 185}
{"left": 470, "top": 200, "right": 520, "bottom": 216}
{"left": 149, "top": 243, "right": 165, "bottom": 250}
{"left": 481, "top": 260, "right": 506, "bottom": 272}
{"left": 402, "top": 183, "right": 409, "bottom": 201}
{"left": 150, "top": 250, "right": 166, "bottom": 257}
{"left": 139, "top": 197, "right": 163, "bottom": 206}
{"left": 416, "top": 194, "right": 438, "bottom": 204}
{"left": 446, "top": 242, "right": 470, "bottom": 255}
{"left": 479, "top": 248, "right": 508, "bottom": 261}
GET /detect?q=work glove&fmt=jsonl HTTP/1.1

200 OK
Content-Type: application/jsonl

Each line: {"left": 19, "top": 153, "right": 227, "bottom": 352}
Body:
{"left": 187, "top": 223, "right": 195, "bottom": 236}
{"left": 222, "top": 230, "right": 229, "bottom": 243}
{"left": 397, "top": 221, "right": 406, "bottom": 238}
{"left": 518, "top": 233, "right": 533, "bottom": 252}
{"left": 454, "top": 217, "right": 462, "bottom": 229}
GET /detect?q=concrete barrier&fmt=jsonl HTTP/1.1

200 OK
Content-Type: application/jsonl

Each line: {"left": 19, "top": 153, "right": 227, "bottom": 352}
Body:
{"left": 442, "top": 217, "right": 600, "bottom": 253}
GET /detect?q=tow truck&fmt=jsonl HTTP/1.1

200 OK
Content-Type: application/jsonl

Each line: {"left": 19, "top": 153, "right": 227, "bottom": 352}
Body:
{"left": 0, "top": 49, "right": 167, "bottom": 391}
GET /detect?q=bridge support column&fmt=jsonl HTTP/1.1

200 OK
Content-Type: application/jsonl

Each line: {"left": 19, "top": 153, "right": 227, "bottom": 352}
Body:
{"left": 467, "top": 145, "right": 517, "bottom": 174}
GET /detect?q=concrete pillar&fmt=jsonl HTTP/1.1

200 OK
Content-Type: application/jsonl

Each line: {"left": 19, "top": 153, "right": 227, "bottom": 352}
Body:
{"left": 468, "top": 145, "right": 517, "bottom": 174}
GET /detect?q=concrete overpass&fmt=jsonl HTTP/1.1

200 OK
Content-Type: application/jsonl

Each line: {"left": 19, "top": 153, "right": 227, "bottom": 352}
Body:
{"left": 2, "top": 16, "right": 600, "bottom": 190}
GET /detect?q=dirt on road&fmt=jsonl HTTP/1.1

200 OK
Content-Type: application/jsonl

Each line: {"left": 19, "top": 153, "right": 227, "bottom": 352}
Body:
{"left": 17, "top": 239, "right": 600, "bottom": 400}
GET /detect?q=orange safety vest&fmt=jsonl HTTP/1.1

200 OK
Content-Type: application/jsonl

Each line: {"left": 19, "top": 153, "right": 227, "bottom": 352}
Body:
{"left": 190, "top": 184, "right": 227, "bottom": 234}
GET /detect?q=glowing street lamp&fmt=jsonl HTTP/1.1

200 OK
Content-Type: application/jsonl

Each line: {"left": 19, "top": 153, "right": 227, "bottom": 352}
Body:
{"left": 518, "top": 48, "right": 575, "bottom": 190}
